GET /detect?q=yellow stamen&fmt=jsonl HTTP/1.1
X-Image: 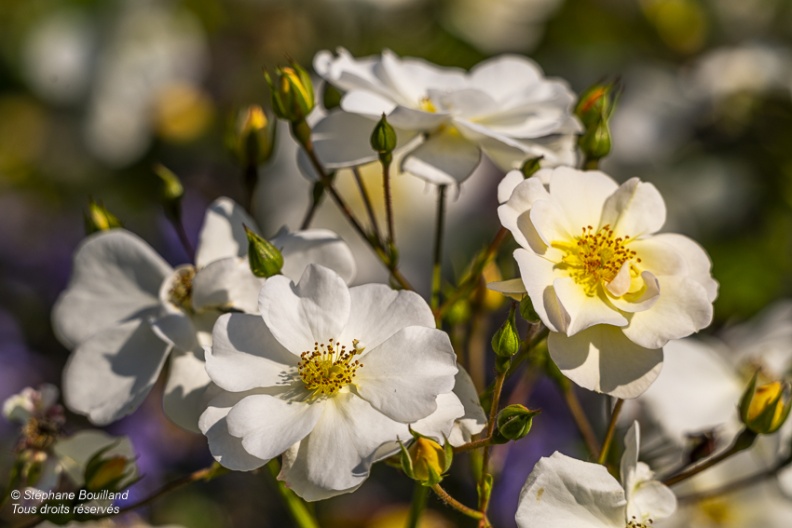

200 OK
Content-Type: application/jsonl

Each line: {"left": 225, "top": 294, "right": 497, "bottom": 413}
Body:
{"left": 297, "top": 339, "right": 364, "bottom": 398}
{"left": 553, "top": 225, "right": 641, "bottom": 296}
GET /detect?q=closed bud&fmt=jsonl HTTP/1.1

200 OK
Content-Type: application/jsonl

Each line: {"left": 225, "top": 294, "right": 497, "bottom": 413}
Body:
{"left": 739, "top": 373, "right": 792, "bottom": 434}
{"left": 84, "top": 443, "right": 136, "bottom": 492}
{"left": 370, "top": 113, "right": 397, "bottom": 155}
{"left": 227, "top": 105, "right": 276, "bottom": 166}
{"left": 493, "top": 404, "right": 539, "bottom": 443}
{"left": 266, "top": 61, "right": 315, "bottom": 122}
{"left": 491, "top": 308, "right": 520, "bottom": 359}
{"left": 575, "top": 80, "right": 620, "bottom": 128}
{"left": 245, "top": 225, "right": 283, "bottom": 278}
{"left": 399, "top": 434, "right": 452, "bottom": 486}
{"left": 520, "top": 156, "right": 543, "bottom": 179}
{"left": 84, "top": 199, "right": 122, "bottom": 235}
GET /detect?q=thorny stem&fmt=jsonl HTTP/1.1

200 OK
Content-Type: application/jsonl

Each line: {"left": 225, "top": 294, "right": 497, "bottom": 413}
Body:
{"left": 266, "top": 460, "right": 320, "bottom": 528}
{"left": 291, "top": 120, "right": 413, "bottom": 290}
{"left": 597, "top": 398, "right": 624, "bottom": 465}
{"left": 352, "top": 167, "right": 382, "bottom": 244}
{"left": 431, "top": 185, "right": 447, "bottom": 312}
{"left": 561, "top": 384, "right": 601, "bottom": 457}
{"left": 405, "top": 482, "right": 429, "bottom": 528}
{"left": 663, "top": 429, "right": 757, "bottom": 487}
{"left": 16, "top": 463, "right": 229, "bottom": 528}
{"left": 380, "top": 153, "right": 396, "bottom": 246}
{"left": 430, "top": 483, "right": 488, "bottom": 524}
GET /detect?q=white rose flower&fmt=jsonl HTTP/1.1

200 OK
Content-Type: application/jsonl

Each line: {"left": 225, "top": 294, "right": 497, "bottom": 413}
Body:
{"left": 497, "top": 166, "right": 718, "bottom": 398}
{"left": 52, "top": 197, "right": 355, "bottom": 431}
{"left": 516, "top": 422, "right": 676, "bottom": 528}
{"left": 308, "top": 48, "right": 581, "bottom": 185}
{"left": 200, "top": 264, "right": 463, "bottom": 500}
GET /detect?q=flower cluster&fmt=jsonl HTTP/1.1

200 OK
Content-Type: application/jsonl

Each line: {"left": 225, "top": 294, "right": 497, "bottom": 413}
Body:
{"left": 25, "top": 42, "right": 780, "bottom": 528}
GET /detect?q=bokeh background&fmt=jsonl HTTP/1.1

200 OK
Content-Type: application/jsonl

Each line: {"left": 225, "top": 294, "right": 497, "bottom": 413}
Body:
{"left": 2, "top": 0, "right": 792, "bottom": 526}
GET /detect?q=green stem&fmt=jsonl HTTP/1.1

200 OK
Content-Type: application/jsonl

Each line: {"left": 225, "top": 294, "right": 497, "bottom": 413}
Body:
{"left": 267, "top": 460, "right": 319, "bottom": 528}
{"left": 406, "top": 482, "right": 429, "bottom": 528}
{"left": 430, "top": 483, "right": 487, "bottom": 523}
{"left": 291, "top": 120, "right": 413, "bottom": 290}
{"left": 597, "top": 398, "right": 624, "bottom": 465}
{"left": 663, "top": 429, "right": 757, "bottom": 487}
{"left": 431, "top": 185, "right": 447, "bottom": 312}
{"left": 561, "top": 384, "right": 600, "bottom": 457}
{"left": 243, "top": 163, "right": 258, "bottom": 215}
{"left": 435, "top": 227, "right": 507, "bottom": 320}
{"left": 477, "top": 370, "right": 506, "bottom": 521}
{"left": 353, "top": 167, "right": 382, "bottom": 244}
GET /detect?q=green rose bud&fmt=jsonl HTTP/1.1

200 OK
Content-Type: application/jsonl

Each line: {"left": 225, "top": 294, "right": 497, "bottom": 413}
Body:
{"left": 245, "top": 225, "right": 284, "bottom": 278}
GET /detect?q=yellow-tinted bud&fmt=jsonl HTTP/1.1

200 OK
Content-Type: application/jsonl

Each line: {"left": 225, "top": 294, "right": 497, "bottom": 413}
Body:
{"left": 399, "top": 435, "right": 452, "bottom": 486}
{"left": 85, "top": 455, "right": 131, "bottom": 491}
{"left": 227, "top": 105, "right": 276, "bottom": 166}
{"left": 575, "top": 81, "right": 620, "bottom": 128}
{"left": 267, "top": 62, "right": 315, "bottom": 122}
{"left": 84, "top": 445, "right": 136, "bottom": 492}
{"left": 740, "top": 374, "right": 792, "bottom": 434}
{"left": 84, "top": 199, "right": 122, "bottom": 234}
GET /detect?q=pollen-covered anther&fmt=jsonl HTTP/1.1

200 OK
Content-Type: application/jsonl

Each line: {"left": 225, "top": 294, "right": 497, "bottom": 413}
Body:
{"left": 626, "top": 516, "right": 653, "bottom": 528}
{"left": 554, "top": 224, "right": 641, "bottom": 296}
{"left": 298, "top": 338, "right": 364, "bottom": 398}
{"left": 168, "top": 267, "right": 196, "bottom": 312}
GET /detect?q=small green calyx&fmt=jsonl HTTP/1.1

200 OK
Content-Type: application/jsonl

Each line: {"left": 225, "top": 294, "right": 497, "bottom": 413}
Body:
{"left": 153, "top": 164, "right": 184, "bottom": 222}
{"left": 245, "top": 225, "right": 284, "bottom": 278}
{"left": 520, "top": 156, "right": 543, "bottom": 179}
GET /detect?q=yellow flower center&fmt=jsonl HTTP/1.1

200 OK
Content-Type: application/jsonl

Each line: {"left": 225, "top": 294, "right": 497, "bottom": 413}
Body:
{"left": 168, "top": 266, "right": 196, "bottom": 312}
{"left": 420, "top": 96, "right": 437, "bottom": 113}
{"left": 298, "top": 339, "right": 364, "bottom": 398}
{"left": 553, "top": 225, "right": 641, "bottom": 296}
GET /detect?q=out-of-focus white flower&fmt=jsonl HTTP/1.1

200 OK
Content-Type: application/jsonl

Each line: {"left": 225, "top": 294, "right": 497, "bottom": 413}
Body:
{"left": 497, "top": 167, "right": 718, "bottom": 397}
{"left": 52, "top": 198, "right": 355, "bottom": 431}
{"left": 685, "top": 44, "right": 792, "bottom": 103}
{"left": 200, "top": 264, "right": 463, "bottom": 500}
{"left": 516, "top": 422, "right": 676, "bottom": 527}
{"left": 656, "top": 451, "right": 792, "bottom": 528}
{"left": 634, "top": 301, "right": 792, "bottom": 490}
{"left": 443, "top": 0, "right": 564, "bottom": 53}
{"left": 310, "top": 48, "right": 580, "bottom": 185}
{"left": 83, "top": 3, "right": 209, "bottom": 166}
{"left": 3, "top": 384, "right": 62, "bottom": 425}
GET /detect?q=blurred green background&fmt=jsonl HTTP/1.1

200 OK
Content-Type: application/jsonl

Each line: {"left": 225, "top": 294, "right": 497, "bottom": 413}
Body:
{"left": 2, "top": 0, "right": 792, "bottom": 526}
